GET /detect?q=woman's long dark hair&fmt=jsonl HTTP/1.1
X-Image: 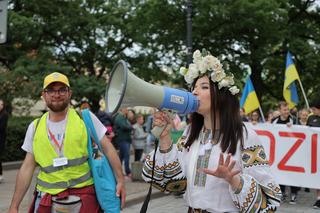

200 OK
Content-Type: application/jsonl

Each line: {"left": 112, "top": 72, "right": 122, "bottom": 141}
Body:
{"left": 184, "top": 77, "right": 245, "bottom": 155}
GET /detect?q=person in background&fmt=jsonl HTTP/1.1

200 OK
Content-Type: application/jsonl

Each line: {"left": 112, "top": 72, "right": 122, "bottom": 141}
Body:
{"left": 249, "top": 110, "right": 262, "bottom": 125}
{"left": 297, "top": 108, "right": 309, "bottom": 126}
{"left": 272, "top": 101, "right": 299, "bottom": 204}
{"left": 113, "top": 107, "right": 133, "bottom": 179}
{"left": 307, "top": 99, "right": 320, "bottom": 209}
{"left": 272, "top": 110, "right": 281, "bottom": 119}
{"left": 8, "top": 72, "right": 125, "bottom": 212}
{"left": 272, "top": 101, "right": 296, "bottom": 125}
{"left": 144, "top": 108, "right": 157, "bottom": 155}
{"left": 127, "top": 109, "right": 136, "bottom": 125}
{"left": 95, "top": 99, "right": 115, "bottom": 140}
{"left": 79, "top": 98, "right": 91, "bottom": 111}
{"left": 0, "top": 98, "right": 9, "bottom": 183}
{"left": 266, "top": 110, "right": 274, "bottom": 123}
{"left": 132, "top": 114, "right": 147, "bottom": 161}
{"left": 239, "top": 107, "right": 248, "bottom": 122}
{"left": 297, "top": 108, "right": 310, "bottom": 193}
{"left": 142, "top": 49, "right": 281, "bottom": 212}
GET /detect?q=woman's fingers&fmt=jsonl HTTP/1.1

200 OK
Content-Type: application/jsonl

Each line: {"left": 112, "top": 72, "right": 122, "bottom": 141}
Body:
{"left": 228, "top": 160, "right": 236, "bottom": 171}
{"left": 201, "top": 168, "right": 216, "bottom": 176}
{"left": 224, "top": 154, "right": 231, "bottom": 166}
{"left": 218, "top": 153, "right": 224, "bottom": 165}
{"left": 230, "top": 169, "right": 241, "bottom": 177}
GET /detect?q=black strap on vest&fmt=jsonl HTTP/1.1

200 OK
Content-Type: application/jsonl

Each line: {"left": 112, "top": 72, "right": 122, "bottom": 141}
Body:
{"left": 139, "top": 138, "right": 159, "bottom": 213}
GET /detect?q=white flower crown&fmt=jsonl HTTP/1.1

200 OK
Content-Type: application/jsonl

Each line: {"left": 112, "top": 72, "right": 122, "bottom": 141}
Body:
{"left": 179, "top": 49, "right": 240, "bottom": 95}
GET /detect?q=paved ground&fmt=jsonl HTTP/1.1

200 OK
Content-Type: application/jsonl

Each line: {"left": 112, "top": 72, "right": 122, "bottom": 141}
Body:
{"left": 123, "top": 191, "right": 320, "bottom": 213}
{"left": 0, "top": 168, "right": 159, "bottom": 212}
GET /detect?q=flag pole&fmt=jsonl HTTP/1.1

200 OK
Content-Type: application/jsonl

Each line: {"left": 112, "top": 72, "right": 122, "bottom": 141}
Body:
{"left": 297, "top": 79, "right": 309, "bottom": 109}
{"left": 258, "top": 106, "right": 266, "bottom": 123}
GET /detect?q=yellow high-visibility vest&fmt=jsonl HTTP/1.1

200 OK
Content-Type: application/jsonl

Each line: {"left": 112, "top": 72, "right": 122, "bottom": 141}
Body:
{"left": 33, "top": 108, "right": 93, "bottom": 195}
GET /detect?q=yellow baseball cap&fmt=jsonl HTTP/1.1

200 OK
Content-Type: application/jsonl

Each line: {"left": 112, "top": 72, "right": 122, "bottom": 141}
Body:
{"left": 43, "top": 72, "right": 70, "bottom": 89}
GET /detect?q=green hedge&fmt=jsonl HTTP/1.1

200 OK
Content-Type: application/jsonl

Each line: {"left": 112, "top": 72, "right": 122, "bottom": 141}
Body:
{"left": 2, "top": 116, "right": 36, "bottom": 162}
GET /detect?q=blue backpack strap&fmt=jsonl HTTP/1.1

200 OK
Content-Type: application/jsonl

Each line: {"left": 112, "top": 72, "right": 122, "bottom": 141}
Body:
{"left": 82, "top": 109, "right": 103, "bottom": 151}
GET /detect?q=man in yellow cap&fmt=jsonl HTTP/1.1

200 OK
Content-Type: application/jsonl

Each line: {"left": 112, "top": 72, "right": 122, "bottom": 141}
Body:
{"left": 8, "top": 72, "right": 126, "bottom": 212}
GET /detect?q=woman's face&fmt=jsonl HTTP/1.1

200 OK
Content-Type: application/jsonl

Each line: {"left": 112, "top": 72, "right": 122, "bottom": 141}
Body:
{"left": 251, "top": 112, "right": 259, "bottom": 121}
{"left": 299, "top": 110, "right": 308, "bottom": 121}
{"left": 192, "top": 76, "right": 211, "bottom": 116}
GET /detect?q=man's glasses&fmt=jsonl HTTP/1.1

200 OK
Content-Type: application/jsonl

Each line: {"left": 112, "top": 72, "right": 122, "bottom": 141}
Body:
{"left": 44, "top": 87, "right": 69, "bottom": 96}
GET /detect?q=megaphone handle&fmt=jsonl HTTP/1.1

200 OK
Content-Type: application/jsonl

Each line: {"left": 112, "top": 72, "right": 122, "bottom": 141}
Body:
{"left": 151, "top": 110, "right": 175, "bottom": 138}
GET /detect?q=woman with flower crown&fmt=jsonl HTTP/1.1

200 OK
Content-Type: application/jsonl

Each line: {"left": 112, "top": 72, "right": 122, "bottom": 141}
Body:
{"left": 142, "top": 49, "right": 282, "bottom": 213}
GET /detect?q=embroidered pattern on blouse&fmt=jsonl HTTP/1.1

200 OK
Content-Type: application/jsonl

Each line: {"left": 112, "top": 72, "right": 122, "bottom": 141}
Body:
{"left": 164, "top": 161, "right": 184, "bottom": 179}
{"left": 260, "top": 183, "right": 282, "bottom": 203}
{"left": 240, "top": 177, "right": 259, "bottom": 212}
{"left": 242, "top": 145, "right": 269, "bottom": 168}
{"left": 142, "top": 154, "right": 164, "bottom": 180}
{"left": 194, "top": 149, "right": 211, "bottom": 187}
{"left": 148, "top": 177, "right": 187, "bottom": 193}
{"left": 142, "top": 152, "right": 185, "bottom": 192}
{"left": 165, "top": 178, "right": 187, "bottom": 192}
{"left": 234, "top": 175, "right": 244, "bottom": 194}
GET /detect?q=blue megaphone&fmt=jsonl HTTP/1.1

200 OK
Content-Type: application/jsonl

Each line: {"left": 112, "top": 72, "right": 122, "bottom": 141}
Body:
{"left": 105, "top": 60, "right": 199, "bottom": 115}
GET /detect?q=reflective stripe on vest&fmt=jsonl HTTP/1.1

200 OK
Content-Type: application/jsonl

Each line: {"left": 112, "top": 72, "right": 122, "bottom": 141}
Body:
{"left": 37, "top": 171, "right": 92, "bottom": 189}
{"left": 40, "top": 156, "right": 88, "bottom": 173}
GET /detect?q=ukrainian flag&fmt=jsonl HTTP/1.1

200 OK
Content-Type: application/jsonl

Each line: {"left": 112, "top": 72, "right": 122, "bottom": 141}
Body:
{"left": 283, "top": 52, "right": 299, "bottom": 109}
{"left": 240, "top": 77, "right": 260, "bottom": 114}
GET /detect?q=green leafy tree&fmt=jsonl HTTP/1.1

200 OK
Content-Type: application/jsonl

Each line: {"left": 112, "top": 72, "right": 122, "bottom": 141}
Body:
{"left": 133, "top": 0, "right": 320, "bottom": 111}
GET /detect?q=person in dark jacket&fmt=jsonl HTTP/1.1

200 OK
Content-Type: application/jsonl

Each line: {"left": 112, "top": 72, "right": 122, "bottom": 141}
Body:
{"left": 307, "top": 99, "right": 320, "bottom": 209}
{"left": 95, "top": 100, "right": 115, "bottom": 140}
{"left": 0, "top": 99, "right": 9, "bottom": 183}
{"left": 113, "top": 107, "right": 133, "bottom": 178}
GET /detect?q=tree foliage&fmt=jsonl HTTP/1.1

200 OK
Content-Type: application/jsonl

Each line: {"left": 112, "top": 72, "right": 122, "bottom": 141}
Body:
{"left": 133, "top": 0, "right": 320, "bottom": 110}
{"left": 0, "top": 0, "right": 319, "bottom": 113}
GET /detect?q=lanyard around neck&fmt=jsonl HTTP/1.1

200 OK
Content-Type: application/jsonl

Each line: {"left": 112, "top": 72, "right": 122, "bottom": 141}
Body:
{"left": 48, "top": 128, "right": 64, "bottom": 154}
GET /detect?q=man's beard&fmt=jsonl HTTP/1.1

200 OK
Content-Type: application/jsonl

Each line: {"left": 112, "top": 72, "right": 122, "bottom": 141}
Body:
{"left": 47, "top": 99, "right": 69, "bottom": 112}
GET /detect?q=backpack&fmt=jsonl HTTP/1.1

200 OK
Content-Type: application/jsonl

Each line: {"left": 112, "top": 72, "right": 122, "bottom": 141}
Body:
{"left": 82, "top": 109, "right": 120, "bottom": 213}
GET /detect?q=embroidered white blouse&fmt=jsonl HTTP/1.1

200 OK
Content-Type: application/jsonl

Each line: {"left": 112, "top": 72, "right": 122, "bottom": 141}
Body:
{"left": 142, "top": 124, "right": 282, "bottom": 212}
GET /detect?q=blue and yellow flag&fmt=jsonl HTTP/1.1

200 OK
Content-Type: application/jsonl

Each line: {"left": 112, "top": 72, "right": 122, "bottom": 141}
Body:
{"left": 283, "top": 52, "right": 299, "bottom": 109}
{"left": 240, "top": 77, "right": 260, "bottom": 114}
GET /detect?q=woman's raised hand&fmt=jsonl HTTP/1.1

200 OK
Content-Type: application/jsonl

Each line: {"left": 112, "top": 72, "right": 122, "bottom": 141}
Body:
{"left": 202, "top": 153, "right": 241, "bottom": 186}
{"left": 152, "top": 111, "right": 174, "bottom": 150}
{"left": 152, "top": 111, "right": 173, "bottom": 138}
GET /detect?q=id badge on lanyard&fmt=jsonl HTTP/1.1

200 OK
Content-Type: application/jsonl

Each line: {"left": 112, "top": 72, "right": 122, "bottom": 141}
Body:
{"left": 53, "top": 157, "right": 68, "bottom": 167}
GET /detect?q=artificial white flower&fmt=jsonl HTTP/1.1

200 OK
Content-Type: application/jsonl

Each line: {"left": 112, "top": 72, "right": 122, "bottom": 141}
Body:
{"left": 179, "top": 49, "right": 238, "bottom": 96}
{"left": 188, "top": 63, "right": 199, "bottom": 78}
{"left": 210, "top": 70, "right": 226, "bottom": 82}
{"left": 197, "top": 59, "right": 209, "bottom": 74}
{"left": 223, "top": 74, "right": 235, "bottom": 86}
{"left": 218, "top": 74, "right": 235, "bottom": 89}
{"left": 211, "top": 60, "right": 223, "bottom": 73}
{"left": 184, "top": 74, "right": 194, "bottom": 84}
{"left": 205, "top": 55, "right": 220, "bottom": 71}
{"left": 193, "top": 50, "right": 202, "bottom": 62}
{"left": 229, "top": 86, "right": 240, "bottom": 95}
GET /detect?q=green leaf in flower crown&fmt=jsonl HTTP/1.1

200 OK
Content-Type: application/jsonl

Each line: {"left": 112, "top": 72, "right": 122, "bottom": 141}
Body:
{"left": 201, "top": 48, "right": 208, "bottom": 57}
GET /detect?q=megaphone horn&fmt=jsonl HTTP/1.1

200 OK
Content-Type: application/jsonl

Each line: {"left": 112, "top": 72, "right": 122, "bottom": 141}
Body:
{"left": 105, "top": 60, "right": 199, "bottom": 115}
